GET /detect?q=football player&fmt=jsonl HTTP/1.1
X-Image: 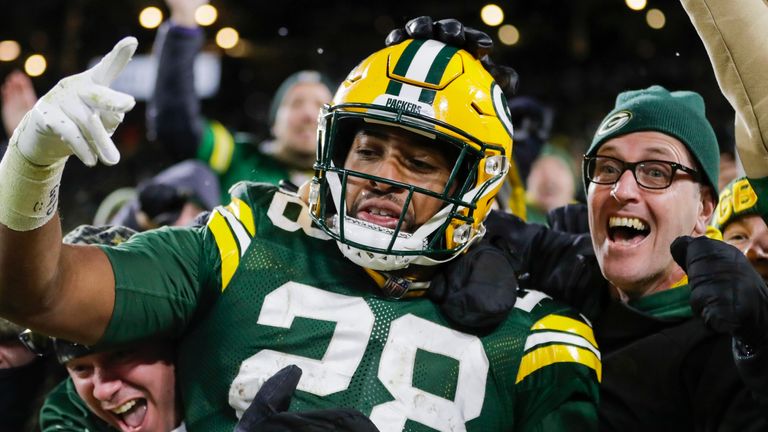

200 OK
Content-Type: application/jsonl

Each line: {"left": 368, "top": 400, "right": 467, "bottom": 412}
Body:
{"left": 0, "top": 36, "right": 599, "bottom": 431}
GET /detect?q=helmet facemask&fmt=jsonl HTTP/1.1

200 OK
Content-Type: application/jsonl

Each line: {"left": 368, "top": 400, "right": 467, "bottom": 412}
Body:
{"left": 309, "top": 104, "right": 508, "bottom": 271}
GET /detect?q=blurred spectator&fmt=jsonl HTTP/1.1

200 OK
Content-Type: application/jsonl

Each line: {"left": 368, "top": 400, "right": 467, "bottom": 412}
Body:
{"left": 1, "top": 70, "right": 37, "bottom": 152}
{"left": 711, "top": 175, "right": 768, "bottom": 281}
{"left": 524, "top": 144, "right": 577, "bottom": 224}
{"left": 495, "top": 96, "right": 555, "bottom": 219}
{"left": 508, "top": 96, "right": 553, "bottom": 184}
{"left": 97, "top": 159, "right": 220, "bottom": 231}
{"left": 38, "top": 225, "right": 183, "bottom": 432}
{"left": 148, "top": 0, "right": 334, "bottom": 200}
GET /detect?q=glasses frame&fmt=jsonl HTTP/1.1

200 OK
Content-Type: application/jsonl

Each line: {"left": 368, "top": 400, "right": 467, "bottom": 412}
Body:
{"left": 584, "top": 155, "right": 700, "bottom": 190}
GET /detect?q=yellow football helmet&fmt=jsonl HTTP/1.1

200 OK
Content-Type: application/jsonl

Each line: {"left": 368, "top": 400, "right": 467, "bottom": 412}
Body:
{"left": 309, "top": 39, "right": 514, "bottom": 271}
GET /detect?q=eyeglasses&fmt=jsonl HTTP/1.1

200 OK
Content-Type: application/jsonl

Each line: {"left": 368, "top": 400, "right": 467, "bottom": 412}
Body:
{"left": 584, "top": 155, "right": 700, "bottom": 190}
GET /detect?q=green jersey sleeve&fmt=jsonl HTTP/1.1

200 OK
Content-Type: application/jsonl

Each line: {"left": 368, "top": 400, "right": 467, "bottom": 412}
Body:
{"left": 98, "top": 224, "right": 221, "bottom": 346}
{"left": 512, "top": 291, "right": 601, "bottom": 431}
{"left": 39, "top": 379, "right": 112, "bottom": 432}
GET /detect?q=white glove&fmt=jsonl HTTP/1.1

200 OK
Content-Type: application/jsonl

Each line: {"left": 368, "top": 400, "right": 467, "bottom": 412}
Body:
{"left": 14, "top": 36, "right": 137, "bottom": 167}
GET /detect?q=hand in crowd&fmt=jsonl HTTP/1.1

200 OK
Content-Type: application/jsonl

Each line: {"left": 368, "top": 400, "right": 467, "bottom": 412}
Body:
{"left": 165, "top": 0, "right": 208, "bottom": 28}
{"left": 14, "top": 37, "right": 136, "bottom": 167}
{"left": 234, "top": 364, "right": 380, "bottom": 432}
{"left": 1, "top": 70, "right": 37, "bottom": 138}
{"left": 385, "top": 16, "right": 519, "bottom": 95}
{"left": 672, "top": 236, "right": 768, "bottom": 350}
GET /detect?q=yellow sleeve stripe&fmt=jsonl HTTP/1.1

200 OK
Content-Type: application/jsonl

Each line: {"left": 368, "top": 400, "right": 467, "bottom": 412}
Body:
{"left": 209, "top": 120, "right": 235, "bottom": 174}
{"left": 531, "top": 315, "right": 598, "bottom": 349}
{"left": 516, "top": 344, "right": 602, "bottom": 383}
{"left": 207, "top": 210, "right": 240, "bottom": 291}
{"left": 524, "top": 331, "right": 600, "bottom": 359}
{"left": 226, "top": 197, "right": 256, "bottom": 236}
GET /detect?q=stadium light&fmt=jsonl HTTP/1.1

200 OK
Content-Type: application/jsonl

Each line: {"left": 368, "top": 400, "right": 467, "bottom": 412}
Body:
{"left": 646, "top": 8, "right": 666, "bottom": 29}
{"left": 0, "top": 40, "right": 21, "bottom": 61}
{"left": 139, "top": 6, "right": 163, "bottom": 29}
{"left": 498, "top": 24, "right": 520, "bottom": 46}
{"left": 625, "top": 0, "right": 647, "bottom": 11}
{"left": 216, "top": 27, "right": 239, "bottom": 49}
{"left": 195, "top": 4, "right": 217, "bottom": 26}
{"left": 24, "top": 54, "right": 46, "bottom": 77}
{"left": 481, "top": 4, "right": 504, "bottom": 27}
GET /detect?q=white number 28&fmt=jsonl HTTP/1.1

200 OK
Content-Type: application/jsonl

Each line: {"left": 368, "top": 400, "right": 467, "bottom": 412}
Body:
{"left": 228, "top": 282, "right": 489, "bottom": 431}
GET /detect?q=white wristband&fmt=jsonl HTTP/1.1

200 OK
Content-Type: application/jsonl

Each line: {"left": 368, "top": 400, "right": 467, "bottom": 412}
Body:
{"left": 0, "top": 143, "right": 66, "bottom": 231}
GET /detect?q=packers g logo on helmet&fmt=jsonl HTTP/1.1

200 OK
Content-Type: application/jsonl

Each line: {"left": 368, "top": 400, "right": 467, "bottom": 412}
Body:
{"left": 308, "top": 39, "right": 513, "bottom": 271}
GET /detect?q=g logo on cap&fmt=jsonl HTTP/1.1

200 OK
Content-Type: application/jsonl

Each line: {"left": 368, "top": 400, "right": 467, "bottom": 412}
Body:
{"left": 597, "top": 110, "right": 632, "bottom": 136}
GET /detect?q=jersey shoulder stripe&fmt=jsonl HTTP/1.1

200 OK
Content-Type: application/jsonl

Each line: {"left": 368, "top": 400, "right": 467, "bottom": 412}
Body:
{"left": 205, "top": 183, "right": 293, "bottom": 291}
{"left": 513, "top": 289, "right": 602, "bottom": 384}
{"left": 207, "top": 198, "right": 256, "bottom": 291}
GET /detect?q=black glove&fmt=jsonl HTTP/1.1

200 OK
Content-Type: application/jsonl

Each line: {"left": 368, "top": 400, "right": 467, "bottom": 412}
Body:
{"left": 671, "top": 236, "right": 768, "bottom": 349}
{"left": 385, "top": 16, "right": 519, "bottom": 95}
{"left": 235, "top": 365, "right": 380, "bottom": 432}
{"left": 429, "top": 239, "right": 518, "bottom": 331}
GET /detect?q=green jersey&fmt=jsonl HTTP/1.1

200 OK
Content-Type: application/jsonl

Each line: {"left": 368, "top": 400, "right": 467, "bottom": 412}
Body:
{"left": 99, "top": 183, "right": 600, "bottom": 431}
{"left": 39, "top": 379, "right": 112, "bottom": 432}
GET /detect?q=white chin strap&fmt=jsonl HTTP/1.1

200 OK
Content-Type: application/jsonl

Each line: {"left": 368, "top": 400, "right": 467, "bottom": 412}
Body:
{"left": 325, "top": 167, "right": 503, "bottom": 271}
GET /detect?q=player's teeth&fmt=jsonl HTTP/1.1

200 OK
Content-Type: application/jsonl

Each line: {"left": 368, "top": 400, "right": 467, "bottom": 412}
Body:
{"left": 112, "top": 400, "right": 136, "bottom": 415}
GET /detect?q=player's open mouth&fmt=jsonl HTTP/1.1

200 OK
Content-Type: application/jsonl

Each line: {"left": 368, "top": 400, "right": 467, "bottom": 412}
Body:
{"left": 110, "top": 398, "right": 147, "bottom": 431}
{"left": 607, "top": 216, "right": 650, "bottom": 246}
{"left": 356, "top": 203, "right": 406, "bottom": 230}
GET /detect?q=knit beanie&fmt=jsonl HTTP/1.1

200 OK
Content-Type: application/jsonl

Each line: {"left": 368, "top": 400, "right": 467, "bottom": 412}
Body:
{"left": 711, "top": 176, "right": 759, "bottom": 232}
{"left": 584, "top": 85, "right": 719, "bottom": 198}
{"left": 268, "top": 70, "right": 335, "bottom": 126}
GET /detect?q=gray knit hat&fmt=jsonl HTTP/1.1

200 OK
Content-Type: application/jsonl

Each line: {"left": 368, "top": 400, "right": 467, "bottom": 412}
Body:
{"left": 584, "top": 85, "right": 719, "bottom": 198}
{"left": 268, "top": 70, "right": 335, "bottom": 126}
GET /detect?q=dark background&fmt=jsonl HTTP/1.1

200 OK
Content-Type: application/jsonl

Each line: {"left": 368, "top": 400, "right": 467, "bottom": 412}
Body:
{"left": 0, "top": 0, "right": 734, "bottom": 229}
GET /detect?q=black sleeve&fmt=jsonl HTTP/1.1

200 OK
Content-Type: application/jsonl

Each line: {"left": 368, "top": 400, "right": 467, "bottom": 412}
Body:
{"left": 546, "top": 203, "right": 590, "bottom": 234}
{"left": 486, "top": 210, "right": 609, "bottom": 321}
{"left": 734, "top": 339, "right": 768, "bottom": 407}
{"left": 147, "top": 22, "right": 205, "bottom": 161}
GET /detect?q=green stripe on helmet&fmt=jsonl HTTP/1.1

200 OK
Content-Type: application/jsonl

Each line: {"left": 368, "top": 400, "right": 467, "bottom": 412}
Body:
{"left": 419, "top": 89, "right": 436, "bottom": 105}
{"left": 423, "top": 45, "right": 459, "bottom": 85}
{"left": 392, "top": 39, "right": 426, "bottom": 76}
{"left": 386, "top": 80, "right": 403, "bottom": 96}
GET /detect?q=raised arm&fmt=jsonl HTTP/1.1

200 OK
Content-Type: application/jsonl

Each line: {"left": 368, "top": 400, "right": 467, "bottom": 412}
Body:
{"left": 147, "top": 0, "right": 207, "bottom": 161}
{"left": 0, "top": 38, "right": 137, "bottom": 344}
{"left": 680, "top": 0, "right": 768, "bottom": 182}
